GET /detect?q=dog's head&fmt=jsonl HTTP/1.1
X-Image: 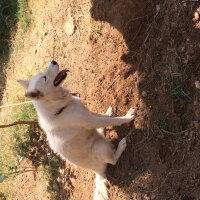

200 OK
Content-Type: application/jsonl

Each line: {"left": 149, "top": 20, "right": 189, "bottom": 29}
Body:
{"left": 18, "top": 61, "right": 69, "bottom": 100}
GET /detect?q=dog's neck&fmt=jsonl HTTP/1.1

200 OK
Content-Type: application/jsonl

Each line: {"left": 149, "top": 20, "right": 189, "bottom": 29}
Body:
{"left": 33, "top": 89, "right": 72, "bottom": 118}
{"left": 54, "top": 104, "right": 68, "bottom": 116}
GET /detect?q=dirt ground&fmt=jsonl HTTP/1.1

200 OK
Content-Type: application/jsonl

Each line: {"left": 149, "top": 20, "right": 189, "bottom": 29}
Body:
{"left": 4, "top": 0, "right": 200, "bottom": 199}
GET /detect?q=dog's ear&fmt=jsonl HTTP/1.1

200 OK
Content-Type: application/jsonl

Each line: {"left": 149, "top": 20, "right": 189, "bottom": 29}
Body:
{"left": 17, "top": 80, "right": 29, "bottom": 89}
{"left": 25, "top": 91, "right": 43, "bottom": 99}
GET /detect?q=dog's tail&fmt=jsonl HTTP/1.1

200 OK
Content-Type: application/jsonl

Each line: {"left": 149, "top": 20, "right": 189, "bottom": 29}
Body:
{"left": 94, "top": 173, "right": 109, "bottom": 200}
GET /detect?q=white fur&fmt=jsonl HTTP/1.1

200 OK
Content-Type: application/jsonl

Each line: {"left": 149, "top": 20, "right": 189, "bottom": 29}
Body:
{"left": 18, "top": 61, "right": 135, "bottom": 200}
{"left": 94, "top": 173, "right": 108, "bottom": 200}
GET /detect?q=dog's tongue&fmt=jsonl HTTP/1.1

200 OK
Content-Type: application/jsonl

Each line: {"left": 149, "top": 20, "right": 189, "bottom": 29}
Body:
{"left": 54, "top": 69, "right": 69, "bottom": 87}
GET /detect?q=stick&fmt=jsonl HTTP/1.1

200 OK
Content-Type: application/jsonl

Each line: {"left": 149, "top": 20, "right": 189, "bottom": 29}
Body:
{"left": 155, "top": 125, "right": 195, "bottom": 135}
{"left": 0, "top": 101, "right": 32, "bottom": 109}
{"left": 0, "top": 121, "right": 38, "bottom": 128}
{"left": 0, "top": 93, "right": 79, "bottom": 109}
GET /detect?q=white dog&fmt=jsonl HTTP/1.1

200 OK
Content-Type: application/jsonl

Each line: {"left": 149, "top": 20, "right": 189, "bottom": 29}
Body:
{"left": 18, "top": 61, "right": 135, "bottom": 200}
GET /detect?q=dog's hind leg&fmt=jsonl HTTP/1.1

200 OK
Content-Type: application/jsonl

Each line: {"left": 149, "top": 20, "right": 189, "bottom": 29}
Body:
{"left": 109, "top": 138, "right": 127, "bottom": 165}
{"left": 98, "top": 138, "right": 127, "bottom": 165}
{"left": 93, "top": 137, "right": 126, "bottom": 166}
{"left": 96, "top": 106, "right": 113, "bottom": 135}
{"left": 94, "top": 172, "right": 108, "bottom": 200}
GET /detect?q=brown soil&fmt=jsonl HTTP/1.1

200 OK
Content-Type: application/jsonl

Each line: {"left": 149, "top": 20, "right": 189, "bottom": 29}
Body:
{"left": 4, "top": 0, "right": 200, "bottom": 199}
{"left": 10, "top": 159, "right": 51, "bottom": 200}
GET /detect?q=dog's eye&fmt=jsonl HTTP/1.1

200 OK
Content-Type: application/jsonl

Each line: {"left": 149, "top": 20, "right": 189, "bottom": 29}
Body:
{"left": 43, "top": 76, "right": 47, "bottom": 81}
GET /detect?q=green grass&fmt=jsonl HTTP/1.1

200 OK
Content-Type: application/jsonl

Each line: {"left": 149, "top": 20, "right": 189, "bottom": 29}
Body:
{"left": 11, "top": 104, "right": 37, "bottom": 158}
{"left": 0, "top": 0, "right": 18, "bottom": 96}
{"left": 0, "top": 104, "right": 37, "bottom": 197}
{"left": 167, "top": 77, "right": 191, "bottom": 107}
{"left": 0, "top": 0, "right": 61, "bottom": 196}
{"left": 0, "top": 1, "right": 32, "bottom": 197}
{"left": 0, "top": 0, "right": 32, "bottom": 101}
{"left": 1, "top": 1, "right": 64, "bottom": 199}
{"left": 0, "top": 103, "right": 64, "bottom": 199}
{"left": 43, "top": 154, "right": 63, "bottom": 200}
{"left": 0, "top": 0, "right": 32, "bottom": 58}
{"left": 17, "top": 0, "right": 32, "bottom": 33}
{"left": 0, "top": 0, "right": 18, "bottom": 57}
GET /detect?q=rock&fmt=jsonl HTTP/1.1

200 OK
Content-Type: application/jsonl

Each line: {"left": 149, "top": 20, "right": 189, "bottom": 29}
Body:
{"left": 181, "top": 46, "right": 185, "bottom": 52}
{"left": 142, "top": 91, "right": 147, "bottom": 97}
{"left": 195, "top": 81, "right": 200, "bottom": 89}
{"left": 186, "top": 49, "right": 194, "bottom": 56}
{"left": 193, "top": 121, "right": 199, "bottom": 129}
{"left": 42, "top": 31, "right": 47, "bottom": 38}
{"left": 144, "top": 194, "right": 150, "bottom": 200}
{"left": 61, "top": 41, "right": 67, "bottom": 47}
{"left": 64, "top": 8, "right": 74, "bottom": 36}
{"left": 156, "top": 5, "right": 160, "bottom": 13}
{"left": 150, "top": 193, "right": 156, "bottom": 200}
{"left": 184, "top": 131, "right": 189, "bottom": 136}
{"left": 53, "top": 183, "right": 59, "bottom": 191}
{"left": 38, "top": 39, "right": 41, "bottom": 47}
{"left": 194, "top": 12, "right": 199, "bottom": 21}
{"left": 137, "top": 82, "right": 141, "bottom": 88}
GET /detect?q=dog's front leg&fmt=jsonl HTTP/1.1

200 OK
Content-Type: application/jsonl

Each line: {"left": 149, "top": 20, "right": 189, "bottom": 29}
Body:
{"left": 80, "top": 108, "right": 135, "bottom": 129}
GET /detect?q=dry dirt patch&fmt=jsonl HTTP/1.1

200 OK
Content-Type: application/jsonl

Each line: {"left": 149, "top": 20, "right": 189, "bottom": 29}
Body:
{"left": 2, "top": 0, "right": 200, "bottom": 200}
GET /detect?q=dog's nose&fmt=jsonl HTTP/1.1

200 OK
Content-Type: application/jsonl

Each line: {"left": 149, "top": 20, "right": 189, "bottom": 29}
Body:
{"left": 51, "top": 60, "right": 58, "bottom": 65}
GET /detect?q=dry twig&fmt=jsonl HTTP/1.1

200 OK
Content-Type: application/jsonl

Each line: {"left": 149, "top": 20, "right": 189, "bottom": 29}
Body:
{"left": 0, "top": 121, "right": 38, "bottom": 128}
{"left": 0, "top": 101, "right": 32, "bottom": 109}
{"left": 155, "top": 125, "right": 195, "bottom": 135}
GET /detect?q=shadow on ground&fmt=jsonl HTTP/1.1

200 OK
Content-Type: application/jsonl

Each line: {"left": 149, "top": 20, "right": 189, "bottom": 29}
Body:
{"left": 90, "top": 0, "right": 200, "bottom": 199}
{"left": 0, "top": 0, "right": 18, "bottom": 102}
{"left": 16, "top": 124, "right": 76, "bottom": 200}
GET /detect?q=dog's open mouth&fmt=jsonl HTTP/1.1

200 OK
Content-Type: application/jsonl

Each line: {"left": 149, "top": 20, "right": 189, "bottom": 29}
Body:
{"left": 53, "top": 69, "right": 69, "bottom": 87}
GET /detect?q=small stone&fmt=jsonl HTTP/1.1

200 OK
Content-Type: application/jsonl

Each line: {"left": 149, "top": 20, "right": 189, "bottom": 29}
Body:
{"left": 53, "top": 183, "right": 59, "bottom": 191}
{"left": 156, "top": 5, "right": 160, "bottom": 13}
{"left": 195, "top": 81, "right": 200, "bottom": 89}
{"left": 186, "top": 49, "right": 194, "bottom": 56}
{"left": 181, "top": 46, "right": 185, "bottom": 52}
{"left": 142, "top": 91, "right": 147, "bottom": 97}
{"left": 185, "top": 132, "right": 189, "bottom": 136}
{"left": 189, "top": 131, "right": 193, "bottom": 139}
{"left": 193, "top": 121, "right": 199, "bottom": 129}
{"left": 137, "top": 82, "right": 141, "bottom": 88}
{"left": 150, "top": 193, "right": 156, "bottom": 199}
{"left": 61, "top": 41, "right": 67, "bottom": 47}
{"left": 168, "top": 189, "right": 173, "bottom": 195}
{"left": 38, "top": 39, "right": 41, "bottom": 47}
{"left": 43, "top": 31, "right": 47, "bottom": 37}
{"left": 64, "top": 8, "right": 74, "bottom": 36}
{"left": 194, "top": 12, "right": 199, "bottom": 21}
{"left": 57, "top": 177, "right": 62, "bottom": 183}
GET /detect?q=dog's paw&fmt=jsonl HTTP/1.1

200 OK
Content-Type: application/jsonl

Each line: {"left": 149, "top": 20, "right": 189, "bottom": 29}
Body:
{"left": 105, "top": 106, "right": 113, "bottom": 117}
{"left": 124, "top": 108, "right": 135, "bottom": 121}
{"left": 118, "top": 138, "right": 127, "bottom": 152}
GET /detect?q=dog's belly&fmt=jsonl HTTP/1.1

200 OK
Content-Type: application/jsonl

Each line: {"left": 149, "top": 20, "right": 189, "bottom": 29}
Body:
{"left": 47, "top": 129, "right": 105, "bottom": 170}
{"left": 46, "top": 128, "right": 81, "bottom": 153}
